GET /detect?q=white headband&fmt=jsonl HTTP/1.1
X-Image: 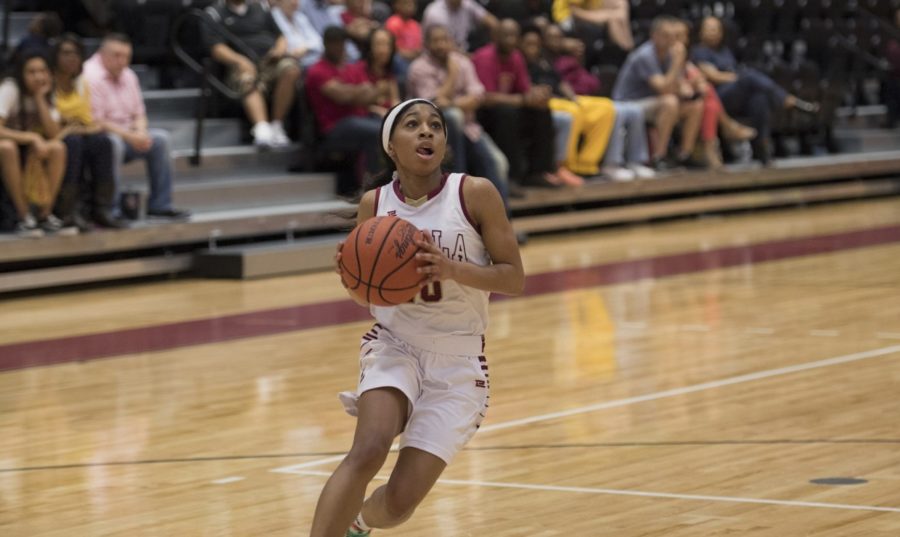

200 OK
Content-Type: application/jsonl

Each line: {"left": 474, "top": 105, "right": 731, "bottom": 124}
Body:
{"left": 381, "top": 98, "right": 439, "bottom": 154}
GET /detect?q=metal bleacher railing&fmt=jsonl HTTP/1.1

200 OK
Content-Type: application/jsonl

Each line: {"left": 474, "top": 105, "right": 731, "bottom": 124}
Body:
{"left": 170, "top": 7, "right": 260, "bottom": 166}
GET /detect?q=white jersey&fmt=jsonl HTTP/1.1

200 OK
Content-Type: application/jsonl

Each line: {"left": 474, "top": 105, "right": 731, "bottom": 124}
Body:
{"left": 370, "top": 173, "right": 490, "bottom": 355}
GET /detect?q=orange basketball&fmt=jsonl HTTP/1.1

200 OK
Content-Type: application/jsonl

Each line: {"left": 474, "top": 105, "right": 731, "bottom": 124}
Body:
{"left": 339, "top": 215, "right": 426, "bottom": 306}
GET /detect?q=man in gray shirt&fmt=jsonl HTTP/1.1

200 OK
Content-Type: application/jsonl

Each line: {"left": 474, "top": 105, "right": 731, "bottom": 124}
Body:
{"left": 612, "top": 16, "right": 702, "bottom": 169}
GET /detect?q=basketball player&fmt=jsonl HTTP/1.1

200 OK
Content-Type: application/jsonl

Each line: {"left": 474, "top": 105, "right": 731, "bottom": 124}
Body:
{"left": 310, "top": 98, "right": 525, "bottom": 537}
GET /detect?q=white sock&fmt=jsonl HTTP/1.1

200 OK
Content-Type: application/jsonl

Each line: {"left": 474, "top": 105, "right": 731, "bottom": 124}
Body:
{"left": 271, "top": 120, "right": 284, "bottom": 131}
{"left": 353, "top": 513, "right": 371, "bottom": 531}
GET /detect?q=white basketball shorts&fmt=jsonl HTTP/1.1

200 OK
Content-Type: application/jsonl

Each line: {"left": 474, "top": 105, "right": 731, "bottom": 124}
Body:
{"left": 338, "top": 324, "right": 490, "bottom": 464}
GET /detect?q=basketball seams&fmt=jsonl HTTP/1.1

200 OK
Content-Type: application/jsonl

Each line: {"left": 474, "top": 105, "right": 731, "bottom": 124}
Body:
{"left": 366, "top": 217, "right": 403, "bottom": 304}
{"left": 376, "top": 235, "right": 425, "bottom": 304}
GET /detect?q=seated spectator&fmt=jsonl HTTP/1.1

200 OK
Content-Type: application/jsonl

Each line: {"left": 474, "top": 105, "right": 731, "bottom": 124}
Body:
{"left": 883, "top": 9, "right": 900, "bottom": 129}
{"left": 52, "top": 34, "right": 126, "bottom": 230}
{"left": 271, "top": 0, "right": 325, "bottom": 69}
{"left": 552, "top": 0, "right": 633, "bottom": 70}
{"left": 342, "top": 28, "right": 401, "bottom": 118}
{"left": 0, "top": 52, "right": 70, "bottom": 237}
{"left": 521, "top": 24, "right": 617, "bottom": 182}
{"left": 303, "top": 0, "right": 362, "bottom": 61}
{"left": 305, "top": 26, "right": 383, "bottom": 196}
{"left": 692, "top": 16, "right": 818, "bottom": 164}
{"left": 612, "top": 16, "right": 703, "bottom": 170}
{"left": 204, "top": 0, "right": 302, "bottom": 149}
{"left": 671, "top": 19, "right": 755, "bottom": 169}
{"left": 543, "top": 22, "right": 654, "bottom": 181}
{"left": 340, "top": 0, "right": 381, "bottom": 49}
{"left": 473, "top": 19, "right": 559, "bottom": 188}
{"left": 83, "top": 34, "right": 190, "bottom": 220}
{"left": 385, "top": 0, "right": 423, "bottom": 79}
{"left": 422, "top": 0, "right": 499, "bottom": 52}
{"left": 407, "top": 24, "right": 510, "bottom": 205}
{"left": 11, "top": 12, "right": 63, "bottom": 61}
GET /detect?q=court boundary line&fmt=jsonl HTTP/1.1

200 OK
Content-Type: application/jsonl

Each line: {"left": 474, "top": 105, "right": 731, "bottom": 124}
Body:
{"left": 287, "top": 469, "right": 900, "bottom": 514}
{"left": 270, "top": 344, "right": 900, "bottom": 474}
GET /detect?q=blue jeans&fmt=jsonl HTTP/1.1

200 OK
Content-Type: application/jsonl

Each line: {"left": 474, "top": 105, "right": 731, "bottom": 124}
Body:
{"left": 603, "top": 102, "right": 649, "bottom": 167}
{"left": 108, "top": 128, "right": 174, "bottom": 212}
{"left": 443, "top": 107, "right": 510, "bottom": 209}
{"left": 551, "top": 109, "right": 573, "bottom": 165}
{"left": 717, "top": 67, "right": 788, "bottom": 141}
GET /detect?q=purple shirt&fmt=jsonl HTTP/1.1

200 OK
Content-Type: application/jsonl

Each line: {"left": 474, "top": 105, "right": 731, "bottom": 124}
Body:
{"left": 471, "top": 44, "right": 531, "bottom": 95}
{"left": 422, "top": 0, "right": 488, "bottom": 51}
{"left": 82, "top": 53, "right": 146, "bottom": 131}
{"left": 407, "top": 50, "right": 485, "bottom": 141}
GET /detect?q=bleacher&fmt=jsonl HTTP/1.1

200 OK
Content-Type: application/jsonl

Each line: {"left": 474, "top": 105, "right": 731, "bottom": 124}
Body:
{"left": 1, "top": 0, "right": 900, "bottom": 293}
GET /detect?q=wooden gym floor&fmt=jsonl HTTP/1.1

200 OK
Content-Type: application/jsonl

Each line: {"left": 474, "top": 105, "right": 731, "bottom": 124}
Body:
{"left": 2, "top": 197, "right": 900, "bottom": 536}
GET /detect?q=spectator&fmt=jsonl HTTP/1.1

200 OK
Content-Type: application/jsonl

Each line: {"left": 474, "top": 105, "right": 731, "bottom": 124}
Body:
{"left": 342, "top": 28, "right": 401, "bottom": 118}
{"left": 385, "top": 0, "right": 423, "bottom": 78}
{"left": 671, "top": 19, "right": 755, "bottom": 169}
{"left": 422, "top": 0, "right": 499, "bottom": 52}
{"left": 521, "top": 25, "right": 618, "bottom": 182}
{"left": 543, "top": 22, "right": 654, "bottom": 181}
{"left": 473, "top": 19, "right": 560, "bottom": 188}
{"left": 883, "top": 9, "right": 900, "bottom": 129}
{"left": 0, "top": 52, "right": 70, "bottom": 237}
{"left": 52, "top": 34, "right": 126, "bottom": 230}
{"left": 612, "top": 16, "right": 703, "bottom": 169}
{"left": 692, "top": 16, "right": 818, "bottom": 164}
{"left": 83, "top": 34, "right": 190, "bottom": 220}
{"left": 407, "top": 24, "right": 510, "bottom": 205}
{"left": 302, "top": 0, "right": 362, "bottom": 61}
{"left": 552, "top": 0, "right": 633, "bottom": 51}
{"left": 271, "top": 0, "right": 325, "bottom": 69}
{"left": 305, "top": 26, "right": 383, "bottom": 196}
{"left": 12, "top": 12, "right": 63, "bottom": 61}
{"left": 204, "top": 0, "right": 302, "bottom": 148}
{"left": 340, "top": 0, "right": 381, "bottom": 49}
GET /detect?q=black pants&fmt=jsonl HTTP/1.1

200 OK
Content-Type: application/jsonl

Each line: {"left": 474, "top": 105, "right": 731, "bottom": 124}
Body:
{"left": 57, "top": 133, "right": 117, "bottom": 220}
{"left": 478, "top": 104, "right": 555, "bottom": 184}
{"left": 884, "top": 76, "right": 900, "bottom": 128}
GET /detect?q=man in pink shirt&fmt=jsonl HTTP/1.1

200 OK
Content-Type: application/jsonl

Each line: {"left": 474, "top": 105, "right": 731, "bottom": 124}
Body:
{"left": 407, "top": 24, "right": 509, "bottom": 204}
{"left": 83, "top": 34, "right": 188, "bottom": 219}
{"left": 422, "top": 0, "right": 498, "bottom": 52}
{"left": 472, "top": 18, "right": 556, "bottom": 188}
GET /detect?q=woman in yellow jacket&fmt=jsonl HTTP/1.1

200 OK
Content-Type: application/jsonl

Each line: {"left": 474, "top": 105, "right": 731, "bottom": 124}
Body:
{"left": 521, "top": 24, "right": 616, "bottom": 179}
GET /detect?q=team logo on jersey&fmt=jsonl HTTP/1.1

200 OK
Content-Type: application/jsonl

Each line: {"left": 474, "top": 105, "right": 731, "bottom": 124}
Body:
{"left": 388, "top": 210, "right": 397, "bottom": 216}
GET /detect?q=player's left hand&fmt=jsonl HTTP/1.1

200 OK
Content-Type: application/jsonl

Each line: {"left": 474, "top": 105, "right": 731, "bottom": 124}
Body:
{"left": 415, "top": 232, "right": 454, "bottom": 285}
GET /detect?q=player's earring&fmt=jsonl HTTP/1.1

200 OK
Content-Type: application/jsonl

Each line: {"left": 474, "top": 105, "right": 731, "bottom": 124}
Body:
{"left": 391, "top": 171, "right": 398, "bottom": 180}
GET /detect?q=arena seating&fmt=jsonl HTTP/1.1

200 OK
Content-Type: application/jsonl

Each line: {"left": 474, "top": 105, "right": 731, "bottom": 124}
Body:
{"left": 1, "top": 0, "right": 899, "bottom": 293}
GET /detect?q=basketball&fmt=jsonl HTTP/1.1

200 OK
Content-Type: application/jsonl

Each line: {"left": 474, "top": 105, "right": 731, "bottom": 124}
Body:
{"left": 340, "top": 215, "right": 426, "bottom": 306}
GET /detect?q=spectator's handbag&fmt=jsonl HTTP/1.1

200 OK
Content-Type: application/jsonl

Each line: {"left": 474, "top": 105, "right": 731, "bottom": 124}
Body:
{"left": 22, "top": 149, "right": 54, "bottom": 208}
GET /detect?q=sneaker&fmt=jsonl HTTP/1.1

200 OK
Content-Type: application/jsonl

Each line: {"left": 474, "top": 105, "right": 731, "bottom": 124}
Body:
{"left": 346, "top": 523, "right": 371, "bottom": 537}
{"left": 252, "top": 122, "right": 274, "bottom": 149}
{"left": 270, "top": 122, "right": 291, "bottom": 148}
{"left": 40, "top": 214, "right": 79, "bottom": 236}
{"left": 15, "top": 215, "right": 44, "bottom": 238}
{"left": 627, "top": 163, "right": 657, "bottom": 179}
{"left": 603, "top": 166, "right": 636, "bottom": 182}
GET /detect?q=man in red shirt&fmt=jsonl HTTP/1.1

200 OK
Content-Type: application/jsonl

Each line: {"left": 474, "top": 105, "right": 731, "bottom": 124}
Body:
{"left": 472, "top": 18, "right": 556, "bottom": 187}
{"left": 305, "top": 26, "right": 382, "bottom": 196}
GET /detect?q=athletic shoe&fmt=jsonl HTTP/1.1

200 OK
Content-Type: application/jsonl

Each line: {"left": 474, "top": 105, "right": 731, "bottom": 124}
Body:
{"left": 628, "top": 163, "right": 657, "bottom": 179}
{"left": 346, "top": 523, "right": 370, "bottom": 537}
{"left": 15, "top": 215, "right": 44, "bottom": 238}
{"left": 40, "top": 214, "right": 79, "bottom": 236}
{"left": 270, "top": 123, "right": 291, "bottom": 148}
{"left": 603, "top": 166, "right": 635, "bottom": 182}
{"left": 252, "top": 122, "right": 274, "bottom": 148}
